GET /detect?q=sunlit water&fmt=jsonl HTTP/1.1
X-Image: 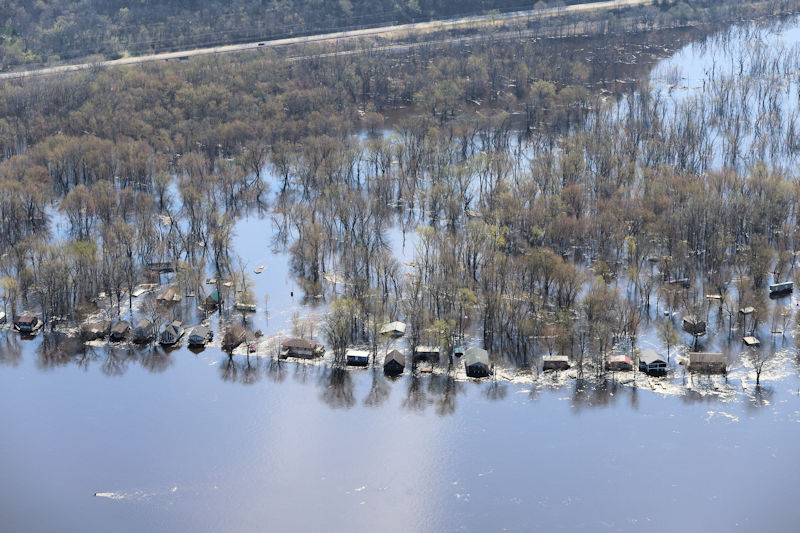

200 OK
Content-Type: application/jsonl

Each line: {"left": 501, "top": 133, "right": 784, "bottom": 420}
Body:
{"left": 4, "top": 18, "right": 800, "bottom": 533}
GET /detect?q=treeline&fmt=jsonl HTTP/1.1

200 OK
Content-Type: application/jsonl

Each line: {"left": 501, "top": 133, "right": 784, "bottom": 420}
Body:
{"left": 0, "top": 0, "right": 607, "bottom": 70}
{"left": 0, "top": 0, "right": 757, "bottom": 71}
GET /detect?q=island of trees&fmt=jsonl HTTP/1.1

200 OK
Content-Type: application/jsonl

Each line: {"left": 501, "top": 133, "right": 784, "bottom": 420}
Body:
{"left": 0, "top": 0, "right": 798, "bottom": 394}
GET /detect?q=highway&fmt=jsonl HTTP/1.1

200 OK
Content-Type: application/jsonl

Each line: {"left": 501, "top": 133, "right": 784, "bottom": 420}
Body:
{"left": 0, "top": 0, "right": 653, "bottom": 81}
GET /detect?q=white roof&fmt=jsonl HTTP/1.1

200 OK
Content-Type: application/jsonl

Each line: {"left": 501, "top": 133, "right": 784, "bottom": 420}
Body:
{"left": 380, "top": 321, "right": 406, "bottom": 334}
{"left": 415, "top": 345, "right": 439, "bottom": 353}
{"left": 346, "top": 349, "right": 371, "bottom": 358}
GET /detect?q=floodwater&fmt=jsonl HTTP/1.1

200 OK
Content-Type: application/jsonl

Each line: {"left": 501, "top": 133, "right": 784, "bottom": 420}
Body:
{"left": 4, "top": 19, "right": 800, "bottom": 533}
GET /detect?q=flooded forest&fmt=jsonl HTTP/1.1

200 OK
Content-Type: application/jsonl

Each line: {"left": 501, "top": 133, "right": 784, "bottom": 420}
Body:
{"left": 2, "top": 1, "right": 800, "bottom": 532}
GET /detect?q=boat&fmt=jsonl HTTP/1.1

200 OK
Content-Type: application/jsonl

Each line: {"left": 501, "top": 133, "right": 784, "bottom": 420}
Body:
{"left": 159, "top": 320, "right": 184, "bottom": 346}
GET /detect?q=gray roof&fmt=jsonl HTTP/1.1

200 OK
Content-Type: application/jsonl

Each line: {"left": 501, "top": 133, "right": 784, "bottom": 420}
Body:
{"left": 282, "top": 337, "right": 321, "bottom": 350}
{"left": 384, "top": 349, "right": 405, "bottom": 366}
{"left": 134, "top": 319, "right": 152, "bottom": 330}
{"left": 639, "top": 349, "right": 666, "bottom": 365}
{"left": 689, "top": 352, "right": 725, "bottom": 364}
{"left": 464, "top": 347, "right": 489, "bottom": 367}
{"left": 190, "top": 325, "right": 210, "bottom": 338}
{"left": 111, "top": 321, "right": 130, "bottom": 333}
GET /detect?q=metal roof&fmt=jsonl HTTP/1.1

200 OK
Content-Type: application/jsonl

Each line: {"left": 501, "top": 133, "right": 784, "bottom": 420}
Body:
{"left": 639, "top": 349, "right": 665, "bottom": 365}
{"left": 464, "top": 347, "right": 489, "bottom": 366}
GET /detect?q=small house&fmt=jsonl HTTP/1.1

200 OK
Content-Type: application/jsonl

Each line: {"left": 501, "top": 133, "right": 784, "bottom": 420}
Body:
{"left": 0, "top": 311, "right": 5, "bottom": 324}
{"left": 132, "top": 319, "right": 155, "bottom": 343}
{"left": 688, "top": 352, "right": 726, "bottom": 374}
{"left": 769, "top": 281, "right": 793, "bottom": 297}
{"left": 743, "top": 336, "right": 760, "bottom": 347}
{"left": 159, "top": 321, "right": 184, "bottom": 346}
{"left": 413, "top": 345, "right": 440, "bottom": 363}
{"left": 110, "top": 320, "right": 130, "bottom": 341}
{"left": 346, "top": 349, "right": 370, "bottom": 367}
{"left": 379, "top": 321, "right": 407, "bottom": 337}
{"left": 682, "top": 315, "right": 706, "bottom": 336}
{"left": 464, "top": 347, "right": 490, "bottom": 378}
{"left": 453, "top": 346, "right": 465, "bottom": 358}
{"left": 639, "top": 349, "right": 667, "bottom": 375}
{"left": 13, "top": 314, "right": 40, "bottom": 334}
{"left": 542, "top": 355, "right": 570, "bottom": 371}
{"left": 188, "top": 325, "right": 212, "bottom": 347}
{"left": 280, "top": 338, "right": 325, "bottom": 359}
{"left": 739, "top": 306, "right": 755, "bottom": 316}
{"left": 222, "top": 323, "right": 247, "bottom": 352}
{"left": 205, "top": 289, "right": 221, "bottom": 310}
{"left": 81, "top": 320, "right": 109, "bottom": 341}
{"left": 383, "top": 350, "right": 405, "bottom": 376}
{"left": 607, "top": 354, "right": 633, "bottom": 371}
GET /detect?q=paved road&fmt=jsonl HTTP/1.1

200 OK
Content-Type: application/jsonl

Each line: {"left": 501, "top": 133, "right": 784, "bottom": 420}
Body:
{"left": 0, "top": 0, "right": 653, "bottom": 81}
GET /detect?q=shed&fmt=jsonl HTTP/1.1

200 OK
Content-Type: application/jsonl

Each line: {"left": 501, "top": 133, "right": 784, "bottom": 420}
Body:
{"left": 682, "top": 315, "right": 706, "bottom": 336}
{"left": 607, "top": 354, "right": 633, "bottom": 371}
{"left": 453, "top": 346, "right": 465, "bottom": 358}
{"left": 383, "top": 350, "right": 405, "bottom": 376}
{"left": 188, "top": 325, "right": 212, "bottom": 347}
{"left": 13, "top": 314, "right": 40, "bottom": 334}
{"left": 159, "top": 320, "right": 184, "bottom": 345}
{"left": 280, "top": 338, "right": 324, "bottom": 359}
{"left": 81, "top": 320, "right": 109, "bottom": 341}
{"left": 743, "top": 336, "right": 760, "bottom": 347}
{"left": 132, "top": 319, "right": 155, "bottom": 343}
{"left": 769, "top": 281, "right": 793, "bottom": 296}
{"left": 346, "top": 349, "right": 370, "bottom": 367}
{"left": 110, "top": 320, "right": 130, "bottom": 341}
{"left": 379, "top": 321, "right": 407, "bottom": 337}
{"left": 639, "top": 349, "right": 667, "bottom": 375}
{"left": 739, "top": 306, "right": 755, "bottom": 315}
{"left": 414, "top": 345, "right": 440, "bottom": 362}
{"left": 205, "top": 289, "right": 221, "bottom": 309}
{"left": 542, "top": 355, "right": 570, "bottom": 371}
{"left": 0, "top": 311, "right": 5, "bottom": 324}
{"left": 688, "top": 352, "right": 726, "bottom": 374}
{"left": 464, "top": 347, "right": 490, "bottom": 378}
{"left": 222, "top": 323, "right": 247, "bottom": 352}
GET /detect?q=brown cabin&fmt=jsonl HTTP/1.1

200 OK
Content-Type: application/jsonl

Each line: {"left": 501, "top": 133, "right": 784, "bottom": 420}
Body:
{"left": 222, "top": 323, "right": 247, "bottom": 352}
{"left": 280, "top": 338, "right": 324, "bottom": 359}
{"left": 542, "top": 355, "right": 570, "bottom": 371}
{"left": 688, "top": 352, "right": 726, "bottom": 374}
{"left": 13, "top": 314, "right": 40, "bottom": 334}
{"left": 384, "top": 350, "right": 405, "bottom": 376}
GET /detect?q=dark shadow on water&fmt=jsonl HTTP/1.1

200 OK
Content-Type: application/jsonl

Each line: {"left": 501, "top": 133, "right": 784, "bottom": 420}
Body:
{"left": 363, "top": 367, "right": 391, "bottom": 408}
{"left": 0, "top": 332, "right": 23, "bottom": 367}
{"left": 403, "top": 373, "right": 429, "bottom": 412}
{"left": 484, "top": 379, "right": 508, "bottom": 402}
{"left": 319, "top": 366, "right": 355, "bottom": 409}
{"left": 429, "top": 373, "right": 462, "bottom": 417}
{"left": 139, "top": 347, "right": 174, "bottom": 374}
